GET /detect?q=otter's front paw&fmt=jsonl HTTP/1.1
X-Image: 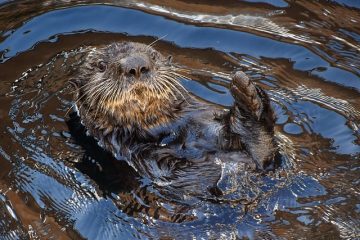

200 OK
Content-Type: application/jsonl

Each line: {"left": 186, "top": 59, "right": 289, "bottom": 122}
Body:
{"left": 230, "top": 71, "right": 263, "bottom": 120}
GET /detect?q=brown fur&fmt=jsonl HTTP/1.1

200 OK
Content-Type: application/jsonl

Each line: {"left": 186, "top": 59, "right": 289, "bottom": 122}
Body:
{"left": 71, "top": 41, "right": 278, "bottom": 200}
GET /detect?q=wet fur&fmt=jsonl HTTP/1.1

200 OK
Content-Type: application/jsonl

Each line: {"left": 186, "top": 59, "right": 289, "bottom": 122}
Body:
{"left": 72, "top": 42, "right": 277, "bottom": 199}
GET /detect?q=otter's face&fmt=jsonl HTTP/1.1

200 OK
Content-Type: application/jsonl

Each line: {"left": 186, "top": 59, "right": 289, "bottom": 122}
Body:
{"left": 74, "top": 42, "right": 188, "bottom": 128}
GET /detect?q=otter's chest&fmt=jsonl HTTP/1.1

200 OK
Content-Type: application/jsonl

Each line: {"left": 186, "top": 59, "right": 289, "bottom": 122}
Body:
{"left": 155, "top": 112, "right": 225, "bottom": 159}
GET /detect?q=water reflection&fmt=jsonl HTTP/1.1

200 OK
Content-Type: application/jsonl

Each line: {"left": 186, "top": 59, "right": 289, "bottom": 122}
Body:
{"left": 0, "top": 0, "right": 359, "bottom": 239}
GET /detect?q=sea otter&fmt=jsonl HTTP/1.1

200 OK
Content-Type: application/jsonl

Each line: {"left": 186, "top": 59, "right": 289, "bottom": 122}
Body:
{"left": 70, "top": 42, "right": 277, "bottom": 199}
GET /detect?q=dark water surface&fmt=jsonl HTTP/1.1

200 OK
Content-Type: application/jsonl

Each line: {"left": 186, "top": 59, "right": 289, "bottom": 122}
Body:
{"left": 0, "top": 1, "right": 359, "bottom": 239}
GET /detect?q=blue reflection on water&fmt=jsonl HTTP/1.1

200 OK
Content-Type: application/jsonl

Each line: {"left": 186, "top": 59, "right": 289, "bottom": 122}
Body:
{"left": 1, "top": 5, "right": 359, "bottom": 91}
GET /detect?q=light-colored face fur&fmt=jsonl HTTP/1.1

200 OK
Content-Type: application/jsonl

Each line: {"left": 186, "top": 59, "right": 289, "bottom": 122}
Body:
{"left": 73, "top": 42, "right": 189, "bottom": 129}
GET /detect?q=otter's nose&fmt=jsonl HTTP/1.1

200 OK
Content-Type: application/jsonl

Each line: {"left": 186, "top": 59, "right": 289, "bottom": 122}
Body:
{"left": 120, "top": 55, "right": 151, "bottom": 78}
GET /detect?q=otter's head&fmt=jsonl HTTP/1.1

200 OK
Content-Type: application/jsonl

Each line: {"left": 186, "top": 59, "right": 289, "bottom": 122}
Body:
{"left": 73, "top": 42, "right": 188, "bottom": 130}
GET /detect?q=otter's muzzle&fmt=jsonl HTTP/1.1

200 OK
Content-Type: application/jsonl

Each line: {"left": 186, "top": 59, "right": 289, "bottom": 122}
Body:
{"left": 119, "top": 54, "right": 151, "bottom": 78}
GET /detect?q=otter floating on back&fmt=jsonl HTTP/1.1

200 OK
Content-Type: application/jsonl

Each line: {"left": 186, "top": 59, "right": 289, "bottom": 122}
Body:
{"left": 71, "top": 42, "right": 277, "bottom": 199}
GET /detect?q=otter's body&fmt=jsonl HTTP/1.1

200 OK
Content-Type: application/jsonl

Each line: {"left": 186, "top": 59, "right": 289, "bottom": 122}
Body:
{"left": 72, "top": 42, "right": 277, "bottom": 198}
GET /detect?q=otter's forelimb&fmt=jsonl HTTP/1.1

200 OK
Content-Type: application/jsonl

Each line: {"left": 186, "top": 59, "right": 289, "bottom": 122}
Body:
{"left": 228, "top": 71, "right": 277, "bottom": 170}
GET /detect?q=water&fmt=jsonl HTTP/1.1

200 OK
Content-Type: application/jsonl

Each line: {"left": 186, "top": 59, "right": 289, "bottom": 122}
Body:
{"left": 0, "top": 1, "right": 359, "bottom": 239}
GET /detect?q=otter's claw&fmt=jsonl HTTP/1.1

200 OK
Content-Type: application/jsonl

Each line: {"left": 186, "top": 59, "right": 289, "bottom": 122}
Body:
{"left": 230, "top": 71, "right": 263, "bottom": 120}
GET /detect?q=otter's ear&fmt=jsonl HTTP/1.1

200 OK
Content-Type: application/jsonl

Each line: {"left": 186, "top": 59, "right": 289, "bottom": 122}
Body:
{"left": 167, "top": 55, "right": 173, "bottom": 65}
{"left": 69, "top": 78, "right": 81, "bottom": 88}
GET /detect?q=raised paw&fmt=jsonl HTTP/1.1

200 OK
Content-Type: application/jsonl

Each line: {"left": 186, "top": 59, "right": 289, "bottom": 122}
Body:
{"left": 230, "top": 71, "right": 263, "bottom": 120}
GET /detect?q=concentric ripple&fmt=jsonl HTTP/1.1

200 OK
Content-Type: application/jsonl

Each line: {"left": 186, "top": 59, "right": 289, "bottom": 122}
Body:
{"left": 0, "top": 1, "right": 359, "bottom": 239}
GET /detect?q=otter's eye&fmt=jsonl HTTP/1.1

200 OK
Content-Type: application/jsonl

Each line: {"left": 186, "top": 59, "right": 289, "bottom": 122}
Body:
{"left": 98, "top": 61, "right": 107, "bottom": 72}
{"left": 167, "top": 55, "right": 173, "bottom": 65}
